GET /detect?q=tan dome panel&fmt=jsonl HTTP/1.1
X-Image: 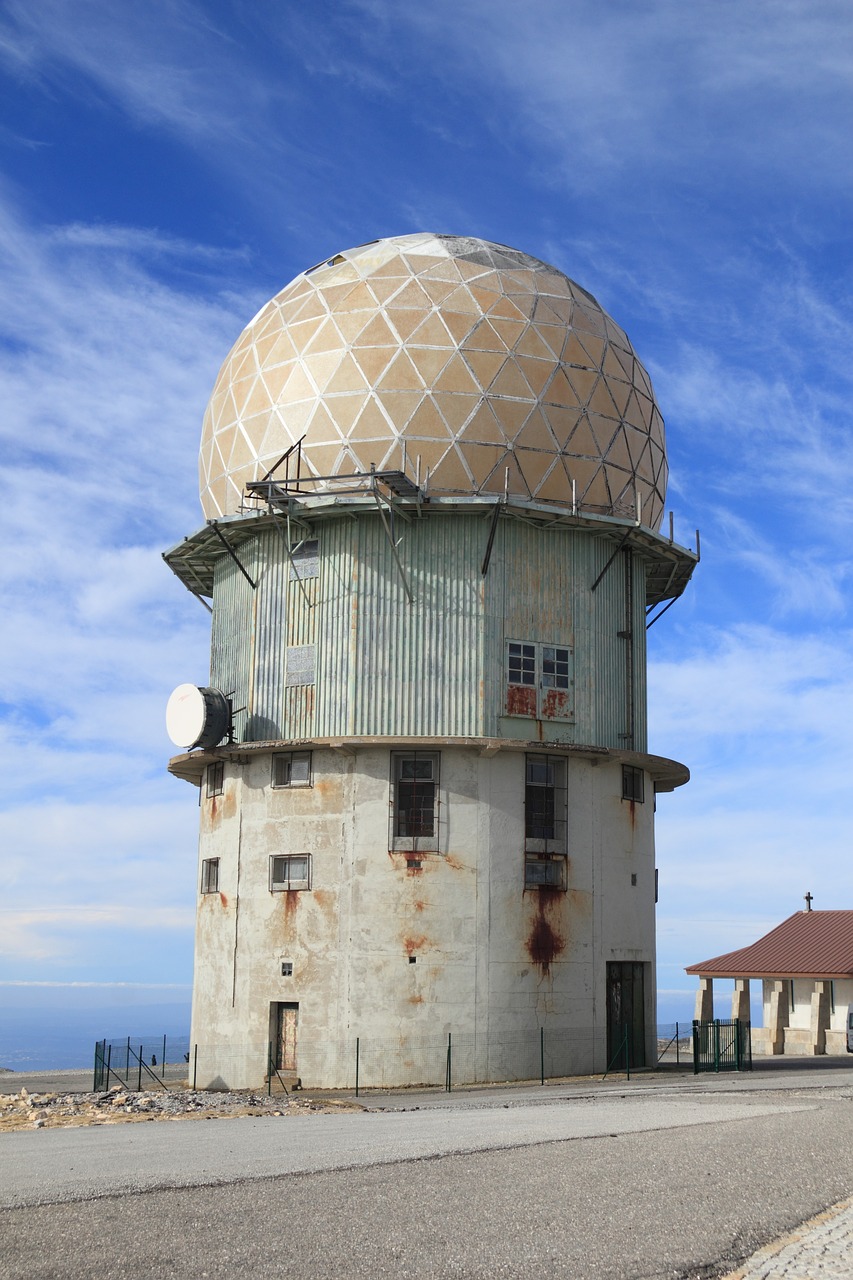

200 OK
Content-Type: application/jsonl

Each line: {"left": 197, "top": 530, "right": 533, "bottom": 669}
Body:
{"left": 199, "top": 234, "right": 668, "bottom": 526}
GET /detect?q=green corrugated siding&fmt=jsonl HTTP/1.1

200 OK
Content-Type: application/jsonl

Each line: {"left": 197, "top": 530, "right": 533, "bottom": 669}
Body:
{"left": 209, "top": 511, "right": 650, "bottom": 748}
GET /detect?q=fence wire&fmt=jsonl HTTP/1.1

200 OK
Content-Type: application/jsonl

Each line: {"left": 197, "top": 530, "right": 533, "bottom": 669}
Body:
{"left": 94, "top": 1023, "right": 687, "bottom": 1092}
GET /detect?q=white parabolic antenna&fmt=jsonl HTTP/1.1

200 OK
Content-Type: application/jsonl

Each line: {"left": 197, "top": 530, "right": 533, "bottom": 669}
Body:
{"left": 166, "top": 684, "right": 230, "bottom": 750}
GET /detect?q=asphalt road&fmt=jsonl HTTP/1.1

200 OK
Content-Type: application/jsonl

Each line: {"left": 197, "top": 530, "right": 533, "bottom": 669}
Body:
{"left": 4, "top": 1072, "right": 853, "bottom": 1279}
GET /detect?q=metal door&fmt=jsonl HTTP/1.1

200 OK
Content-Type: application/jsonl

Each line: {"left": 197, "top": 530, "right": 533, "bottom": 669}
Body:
{"left": 275, "top": 1002, "right": 298, "bottom": 1071}
{"left": 606, "top": 961, "right": 646, "bottom": 1068}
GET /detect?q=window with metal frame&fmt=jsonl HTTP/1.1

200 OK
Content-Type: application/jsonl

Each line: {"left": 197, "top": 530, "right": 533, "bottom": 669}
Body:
{"left": 269, "top": 855, "right": 311, "bottom": 892}
{"left": 524, "top": 754, "right": 568, "bottom": 889}
{"left": 201, "top": 858, "right": 220, "bottom": 894}
{"left": 506, "top": 641, "right": 573, "bottom": 720}
{"left": 206, "top": 761, "right": 224, "bottom": 798}
{"left": 272, "top": 751, "right": 312, "bottom": 788}
{"left": 391, "top": 752, "right": 440, "bottom": 851}
{"left": 622, "top": 764, "right": 645, "bottom": 803}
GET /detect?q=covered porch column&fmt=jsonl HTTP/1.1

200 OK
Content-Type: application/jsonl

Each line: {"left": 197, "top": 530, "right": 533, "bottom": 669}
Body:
{"left": 767, "top": 979, "right": 790, "bottom": 1055}
{"left": 809, "top": 980, "right": 830, "bottom": 1055}
{"left": 694, "top": 976, "right": 714, "bottom": 1022}
{"left": 731, "top": 977, "right": 750, "bottom": 1022}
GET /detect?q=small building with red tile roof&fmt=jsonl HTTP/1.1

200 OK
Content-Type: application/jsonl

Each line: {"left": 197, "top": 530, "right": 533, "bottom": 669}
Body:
{"left": 686, "top": 908, "right": 853, "bottom": 1056}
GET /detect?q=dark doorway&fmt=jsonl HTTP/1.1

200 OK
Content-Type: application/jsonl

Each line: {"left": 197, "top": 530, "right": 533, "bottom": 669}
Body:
{"left": 606, "top": 961, "right": 646, "bottom": 1068}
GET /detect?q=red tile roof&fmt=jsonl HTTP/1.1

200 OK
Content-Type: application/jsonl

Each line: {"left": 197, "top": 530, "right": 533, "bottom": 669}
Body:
{"left": 685, "top": 911, "right": 853, "bottom": 979}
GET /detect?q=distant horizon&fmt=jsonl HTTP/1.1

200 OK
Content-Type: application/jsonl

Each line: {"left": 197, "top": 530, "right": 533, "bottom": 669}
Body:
{"left": 0, "top": 987, "right": 757, "bottom": 1073}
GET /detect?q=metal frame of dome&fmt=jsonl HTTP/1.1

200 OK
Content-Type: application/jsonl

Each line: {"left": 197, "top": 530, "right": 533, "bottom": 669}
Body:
{"left": 198, "top": 234, "right": 669, "bottom": 529}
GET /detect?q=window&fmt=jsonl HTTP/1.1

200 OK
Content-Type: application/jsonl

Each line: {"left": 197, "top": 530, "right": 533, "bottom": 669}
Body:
{"left": 506, "top": 640, "right": 573, "bottom": 720}
{"left": 391, "top": 752, "right": 439, "bottom": 851}
{"left": 286, "top": 645, "right": 315, "bottom": 687}
{"left": 289, "top": 539, "right": 319, "bottom": 580}
{"left": 270, "top": 855, "right": 311, "bottom": 891}
{"left": 524, "top": 754, "right": 567, "bottom": 889}
{"left": 622, "top": 765, "right": 644, "bottom": 803}
{"left": 206, "top": 761, "right": 224, "bottom": 798}
{"left": 272, "top": 751, "right": 312, "bottom": 788}
{"left": 201, "top": 858, "right": 220, "bottom": 894}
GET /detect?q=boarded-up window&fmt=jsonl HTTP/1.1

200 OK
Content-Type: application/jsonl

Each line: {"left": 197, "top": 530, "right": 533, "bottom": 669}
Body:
{"left": 289, "top": 540, "right": 319, "bottom": 580}
{"left": 285, "top": 644, "right": 315, "bottom": 686}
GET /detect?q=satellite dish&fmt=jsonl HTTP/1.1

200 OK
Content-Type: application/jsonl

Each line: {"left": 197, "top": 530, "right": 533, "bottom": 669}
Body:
{"left": 166, "top": 685, "right": 230, "bottom": 750}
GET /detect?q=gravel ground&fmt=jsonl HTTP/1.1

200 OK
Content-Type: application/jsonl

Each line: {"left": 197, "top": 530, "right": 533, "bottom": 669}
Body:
{"left": 0, "top": 1083, "right": 361, "bottom": 1131}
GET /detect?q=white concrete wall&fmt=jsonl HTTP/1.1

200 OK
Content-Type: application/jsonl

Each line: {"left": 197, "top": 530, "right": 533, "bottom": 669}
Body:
{"left": 189, "top": 744, "right": 657, "bottom": 1088}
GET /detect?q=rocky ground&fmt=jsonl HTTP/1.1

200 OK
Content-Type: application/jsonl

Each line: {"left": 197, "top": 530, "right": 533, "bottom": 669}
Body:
{"left": 0, "top": 1083, "right": 362, "bottom": 1131}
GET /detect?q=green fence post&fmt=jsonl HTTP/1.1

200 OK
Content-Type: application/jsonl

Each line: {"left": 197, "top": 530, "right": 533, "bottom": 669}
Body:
{"left": 192, "top": 1044, "right": 198, "bottom": 1090}
{"left": 137, "top": 1045, "right": 143, "bottom": 1092}
{"left": 676, "top": 1022, "right": 680, "bottom": 1065}
{"left": 714, "top": 1020, "right": 720, "bottom": 1072}
{"left": 446, "top": 1032, "right": 452, "bottom": 1092}
{"left": 163, "top": 1034, "right": 167, "bottom": 1071}
{"left": 355, "top": 1037, "right": 360, "bottom": 1098}
{"left": 268, "top": 1041, "right": 273, "bottom": 1096}
{"left": 540, "top": 1027, "right": 545, "bottom": 1085}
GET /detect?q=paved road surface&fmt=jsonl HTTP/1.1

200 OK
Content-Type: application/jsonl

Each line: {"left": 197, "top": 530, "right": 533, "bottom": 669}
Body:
{"left": 3, "top": 1070, "right": 853, "bottom": 1278}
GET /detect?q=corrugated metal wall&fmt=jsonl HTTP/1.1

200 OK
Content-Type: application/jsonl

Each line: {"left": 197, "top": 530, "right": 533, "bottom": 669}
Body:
{"left": 209, "top": 511, "right": 650, "bottom": 750}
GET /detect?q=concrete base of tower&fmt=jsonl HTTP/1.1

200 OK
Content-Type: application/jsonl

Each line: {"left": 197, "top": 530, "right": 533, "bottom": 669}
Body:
{"left": 184, "top": 739, "right": 674, "bottom": 1090}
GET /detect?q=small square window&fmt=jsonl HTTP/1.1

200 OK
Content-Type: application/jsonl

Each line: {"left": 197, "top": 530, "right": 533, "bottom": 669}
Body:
{"left": 272, "top": 751, "right": 312, "bottom": 788}
{"left": 622, "top": 765, "right": 645, "bottom": 803}
{"left": 201, "top": 858, "right": 220, "bottom": 894}
{"left": 280, "top": 961, "right": 294, "bottom": 977}
{"left": 270, "top": 855, "right": 311, "bottom": 891}
{"left": 206, "top": 761, "right": 224, "bottom": 798}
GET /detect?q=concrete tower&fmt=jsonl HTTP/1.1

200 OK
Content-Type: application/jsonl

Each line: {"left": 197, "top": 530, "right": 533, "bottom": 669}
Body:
{"left": 164, "top": 234, "right": 697, "bottom": 1089}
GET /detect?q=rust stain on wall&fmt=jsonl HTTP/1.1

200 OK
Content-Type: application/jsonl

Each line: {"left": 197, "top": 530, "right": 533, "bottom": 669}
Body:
{"left": 526, "top": 887, "right": 566, "bottom": 975}
{"left": 408, "top": 994, "right": 425, "bottom": 1005}
{"left": 541, "top": 688, "right": 570, "bottom": 720}
{"left": 219, "top": 893, "right": 228, "bottom": 908}
{"left": 507, "top": 685, "right": 536, "bottom": 717}
{"left": 281, "top": 889, "right": 300, "bottom": 933}
{"left": 403, "top": 934, "right": 429, "bottom": 956}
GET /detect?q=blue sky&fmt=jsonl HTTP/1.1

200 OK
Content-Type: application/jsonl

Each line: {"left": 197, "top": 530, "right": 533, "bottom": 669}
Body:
{"left": 2, "top": 0, "right": 853, "bottom": 1026}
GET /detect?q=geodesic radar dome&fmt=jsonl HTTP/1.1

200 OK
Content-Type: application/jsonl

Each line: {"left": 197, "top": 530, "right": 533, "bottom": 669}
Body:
{"left": 200, "top": 234, "right": 668, "bottom": 527}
